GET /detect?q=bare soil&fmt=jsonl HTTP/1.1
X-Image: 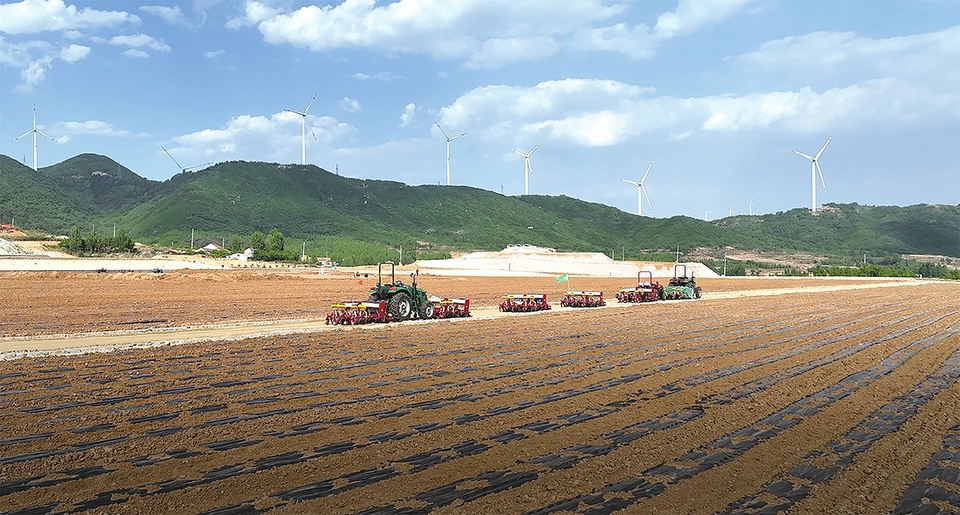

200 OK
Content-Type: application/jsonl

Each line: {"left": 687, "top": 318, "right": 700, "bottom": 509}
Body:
{"left": 1, "top": 271, "right": 958, "bottom": 515}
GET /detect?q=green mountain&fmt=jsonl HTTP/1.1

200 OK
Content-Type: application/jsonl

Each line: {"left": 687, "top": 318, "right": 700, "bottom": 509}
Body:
{"left": 1, "top": 154, "right": 957, "bottom": 263}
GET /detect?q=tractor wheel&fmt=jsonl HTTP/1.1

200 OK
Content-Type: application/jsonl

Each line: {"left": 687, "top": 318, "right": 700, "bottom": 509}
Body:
{"left": 388, "top": 293, "right": 412, "bottom": 320}
{"left": 694, "top": 287, "right": 702, "bottom": 299}
{"left": 419, "top": 300, "right": 434, "bottom": 319}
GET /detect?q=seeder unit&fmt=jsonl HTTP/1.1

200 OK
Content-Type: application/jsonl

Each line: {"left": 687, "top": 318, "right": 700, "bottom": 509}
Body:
{"left": 560, "top": 291, "right": 606, "bottom": 308}
{"left": 499, "top": 293, "right": 551, "bottom": 312}
{"left": 616, "top": 271, "right": 664, "bottom": 303}
{"left": 325, "top": 300, "right": 391, "bottom": 325}
{"left": 428, "top": 295, "right": 472, "bottom": 318}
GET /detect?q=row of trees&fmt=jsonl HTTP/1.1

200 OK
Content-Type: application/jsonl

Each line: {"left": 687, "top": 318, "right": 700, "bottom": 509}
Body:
{"left": 58, "top": 227, "right": 135, "bottom": 256}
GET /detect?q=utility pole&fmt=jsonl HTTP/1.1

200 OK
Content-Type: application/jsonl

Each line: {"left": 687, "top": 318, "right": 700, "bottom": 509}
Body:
{"left": 191, "top": 228, "right": 195, "bottom": 250}
{"left": 676, "top": 245, "right": 680, "bottom": 263}
{"left": 399, "top": 244, "right": 403, "bottom": 266}
{"left": 302, "top": 241, "right": 306, "bottom": 261}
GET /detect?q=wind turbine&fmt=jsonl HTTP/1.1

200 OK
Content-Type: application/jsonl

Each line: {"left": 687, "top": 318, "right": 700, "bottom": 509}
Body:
{"left": 285, "top": 93, "right": 318, "bottom": 165}
{"left": 512, "top": 143, "right": 540, "bottom": 195}
{"left": 13, "top": 105, "right": 57, "bottom": 171}
{"left": 728, "top": 207, "right": 736, "bottom": 217}
{"left": 704, "top": 211, "right": 710, "bottom": 221}
{"left": 619, "top": 161, "right": 653, "bottom": 216}
{"left": 436, "top": 122, "right": 465, "bottom": 186}
{"left": 749, "top": 198, "right": 754, "bottom": 216}
{"left": 162, "top": 147, "right": 213, "bottom": 173}
{"left": 791, "top": 137, "right": 830, "bottom": 212}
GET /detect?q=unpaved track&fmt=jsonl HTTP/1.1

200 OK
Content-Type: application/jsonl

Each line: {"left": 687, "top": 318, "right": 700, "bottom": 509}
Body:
{"left": 1, "top": 274, "right": 958, "bottom": 515}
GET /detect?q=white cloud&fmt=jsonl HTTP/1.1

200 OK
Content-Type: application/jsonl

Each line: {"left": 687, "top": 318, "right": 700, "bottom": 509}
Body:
{"left": 340, "top": 97, "right": 361, "bottom": 113}
{"left": 59, "top": 44, "right": 89, "bottom": 62}
{"left": 400, "top": 103, "right": 416, "bottom": 127}
{"left": 0, "top": 0, "right": 138, "bottom": 35}
{"left": 232, "top": 0, "right": 626, "bottom": 67}
{"left": 654, "top": 0, "right": 751, "bottom": 39}
{"left": 168, "top": 111, "right": 355, "bottom": 163}
{"left": 123, "top": 49, "right": 149, "bottom": 59}
{"left": 204, "top": 50, "right": 225, "bottom": 58}
{"left": 352, "top": 71, "right": 400, "bottom": 81}
{"left": 464, "top": 36, "right": 560, "bottom": 69}
{"left": 140, "top": 5, "right": 185, "bottom": 26}
{"left": 109, "top": 33, "right": 172, "bottom": 53}
{"left": 738, "top": 25, "right": 960, "bottom": 78}
{"left": 50, "top": 120, "right": 142, "bottom": 139}
{"left": 0, "top": 38, "right": 90, "bottom": 91}
{"left": 437, "top": 73, "right": 956, "bottom": 148}
{"left": 570, "top": 23, "right": 658, "bottom": 59}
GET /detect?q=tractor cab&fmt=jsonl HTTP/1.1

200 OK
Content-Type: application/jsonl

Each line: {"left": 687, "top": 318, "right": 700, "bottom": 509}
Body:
{"left": 367, "top": 261, "right": 433, "bottom": 320}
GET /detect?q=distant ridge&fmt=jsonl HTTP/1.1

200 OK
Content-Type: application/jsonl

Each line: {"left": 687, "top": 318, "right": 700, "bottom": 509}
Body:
{"left": 1, "top": 154, "right": 957, "bottom": 261}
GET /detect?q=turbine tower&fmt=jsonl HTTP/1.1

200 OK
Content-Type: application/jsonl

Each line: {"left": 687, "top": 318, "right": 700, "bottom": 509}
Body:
{"left": 436, "top": 122, "right": 465, "bottom": 186}
{"left": 749, "top": 198, "right": 754, "bottom": 216}
{"left": 790, "top": 137, "right": 831, "bottom": 212}
{"left": 285, "top": 93, "right": 318, "bottom": 165}
{"left": 512, "top": 143, "right": 540, "bottom": 195}
{"left": 13, "top": 105, "right": 57, "bottom": 171}
{"left": 619, "top": 161, "right": 653, "bottom": 216}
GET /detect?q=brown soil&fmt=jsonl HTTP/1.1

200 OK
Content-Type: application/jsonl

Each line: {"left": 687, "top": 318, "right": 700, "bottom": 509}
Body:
{"left": 1, "top": 272, "right": 958, "bottom": 515}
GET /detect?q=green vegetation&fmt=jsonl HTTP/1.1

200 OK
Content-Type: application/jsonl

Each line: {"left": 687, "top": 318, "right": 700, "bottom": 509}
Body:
{"left": 58, "top": 226, "right": 135, "bottom": 256}
{"left": 2, "top": 154, "right": 958, "bottom": 272}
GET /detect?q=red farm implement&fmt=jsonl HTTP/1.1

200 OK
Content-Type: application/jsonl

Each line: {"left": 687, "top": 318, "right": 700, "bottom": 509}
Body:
{"left": 560, "top": 291, "right": 606, "bottom": 308}
{"left": 616, "top": 271, "right": 665, "bottom": 303}
{"left": 428, "top": 295, "right": 472, "bottom": 319}
{"left": 499, "top": 293, "right": 551, "bottom": 312}
{"left": 325, "top": 300, "right": 391, "bottom": 325}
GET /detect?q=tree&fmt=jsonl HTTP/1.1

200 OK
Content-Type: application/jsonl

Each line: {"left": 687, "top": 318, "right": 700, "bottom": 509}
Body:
{"left": 266, "top": 228, "right": 284, "bottom": 253}
{"left": 250, "top": 231, "right": 266, "bottom": 250}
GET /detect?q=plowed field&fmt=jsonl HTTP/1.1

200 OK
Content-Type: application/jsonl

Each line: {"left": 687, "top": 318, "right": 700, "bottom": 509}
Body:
{"left": 1, "top": 272, "right": 959, "bottom": 515}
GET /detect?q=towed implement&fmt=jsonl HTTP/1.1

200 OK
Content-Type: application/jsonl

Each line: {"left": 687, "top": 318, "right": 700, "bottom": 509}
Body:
{"left": 500, "top": 293, "right": 551, "bottom": 312}
{"left": 428, "top": 295, "right": 471, "bottom": 318}
{"left": 663, "top": 264, "right": 703, "bottom": 300}
{"left": 561, "top": 291, "right": 606, "bottom": 308}
{"left": 325, "top": 301, "right": 390, "bottom": 325}
{"left": 616, "top": 271, "right": 664, "bottom": 303}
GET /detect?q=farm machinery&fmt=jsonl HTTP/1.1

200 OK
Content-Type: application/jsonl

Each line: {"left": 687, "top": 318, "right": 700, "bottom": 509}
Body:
{"left": 662, "top": 264, "right": 703, "bottom": 300}
{"left": 561, "top": 291, "right": 606, "bottom": 308}
{"left": 326, "top": 262, "right": 471, "bottom": 325}
{"left": 499, "top": 293, "right": 551, "bottom": 312}
{"left": 616, "top": 271, "right": 664, "bottom": 303}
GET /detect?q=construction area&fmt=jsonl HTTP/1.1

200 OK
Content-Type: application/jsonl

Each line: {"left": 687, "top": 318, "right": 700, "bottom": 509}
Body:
{"left": 1, "top": 268, "right": 959, "bottom": 515}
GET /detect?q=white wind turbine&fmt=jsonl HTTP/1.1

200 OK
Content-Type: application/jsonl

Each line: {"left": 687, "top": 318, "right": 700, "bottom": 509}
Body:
{"left": 704, "top": 211, "right": 710, "bottom": 221}
{"left": 162, "top": 147, "right": 213, "bottom": 173}
{"left": 436, "top": 122, "right": 465, "bottom": 186}
{"left": 791, "top": 137, "right": 831, "bottom": 212}
{"left": 13, "top": 105, "right": 57, "bottom": 171}
{"left": 749, "top": 198, "right": 754, "bottom": 216}
{"left": 619, "top": 161, "right": 653, "bottom": 216}
{"left": 512, "top": 143, "right": 540, "bottom": 195}
{"left": 728, "top": 207, "right": 736, "bottom": 217}
{"left": 285, "top": 93, "right": 318, "bottom": 165}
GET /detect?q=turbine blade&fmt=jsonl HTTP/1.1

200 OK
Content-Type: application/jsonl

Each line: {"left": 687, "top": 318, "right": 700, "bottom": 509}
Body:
{"left": 529, "top": 142, "right": 540, "bottom": 155}
{"left": 640, "top": 161, "right": 653, "bottom": 183}
{"left": 512, "top": 149, "right": 524, "bottom": 156}
{"left": 161, "top": 146, "right": 185, "bottom": 171}
{"left": 641, "top": 185, "right": 653, "bottom": 211}
{"left": 815, "top": 137, "right": 831, "bottom": 159}
{"left": 619, "top": 178, "right": 640, "bottom": 186}
{"left": 304, "top": 93, "right": 317, "bottom": 115}
{"left": 527, "top": 157, "right": 533, "bottom": 176}
{"left": 35, "top": 129, "right": 57, "bottom": 143}
{"left": 13, "top": 130, "right": 33, "bottom": 141}
{"left": 310, "top": 126, "right": 318, "bottom": 141}
{"left": 816, "top": 161, "right": 827, "bottom": 191}
{"left": 435, "top": 122, "right": 450, "bottom": 140}
{"left": 791, "top": 149, "right": 814, "bottom": 160}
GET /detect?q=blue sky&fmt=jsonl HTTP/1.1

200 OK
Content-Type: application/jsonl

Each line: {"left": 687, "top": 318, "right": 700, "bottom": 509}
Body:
{"left": 1, "top": 0, "right": 958, "bottom": 219}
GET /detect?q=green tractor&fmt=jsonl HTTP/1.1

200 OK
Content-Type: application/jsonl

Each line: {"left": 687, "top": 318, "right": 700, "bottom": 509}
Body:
{"left": 663, "top": 264, "right": 703, "bottom": 300}
{"left": 367, "top": 261, "right": 434, "bottom": 321}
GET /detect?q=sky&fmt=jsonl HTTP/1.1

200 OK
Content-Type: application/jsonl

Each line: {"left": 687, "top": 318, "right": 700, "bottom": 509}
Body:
{"left": 1, "top": 0, "right": 958, "bottom": 220}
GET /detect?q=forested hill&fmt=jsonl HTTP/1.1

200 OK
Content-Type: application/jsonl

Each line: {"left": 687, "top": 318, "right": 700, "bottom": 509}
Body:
{"left": 1, "top": 154, "right": 957, "bottom": 260}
